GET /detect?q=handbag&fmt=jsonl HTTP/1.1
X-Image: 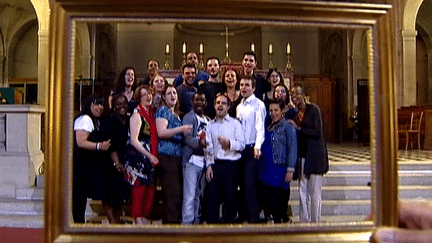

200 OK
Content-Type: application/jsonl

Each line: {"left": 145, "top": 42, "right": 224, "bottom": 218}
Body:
{"left": 123, "top": 139, "right": 155, "bottom": 185}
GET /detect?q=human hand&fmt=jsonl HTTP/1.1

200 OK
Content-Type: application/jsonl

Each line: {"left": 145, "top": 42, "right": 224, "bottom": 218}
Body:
{"left": 149, "top": 154, "right": 159, "bottom": 166}
{"left": 199, "top": 135, "right": 208, "bottom": 148}
{"left": 114, "top": 162, "right": 124, "bottom": 172}
{"left": 217, "top": 135, "right": 230, "bottom": 150}
{"left": 370, "top": 200, "right": 432, "bottom": 243}
{"left": 253, "top": 148, "right": 261, "bottom": 159}
{"left": 206, "top": 166, "right": 213, "bottom": 182}
{"left": 182, "top": 124, "right": 193, "bottom": 135}
{"left": 100, "top": 139, "right": 111, "bottom": 151}
{"left": 285, "top": 172, "right": 293, "bottom": 183}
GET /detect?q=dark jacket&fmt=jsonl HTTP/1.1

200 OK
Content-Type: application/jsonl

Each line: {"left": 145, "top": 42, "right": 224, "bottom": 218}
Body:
{"left": 296, "top": 103, "right": 329, "bottom": 175}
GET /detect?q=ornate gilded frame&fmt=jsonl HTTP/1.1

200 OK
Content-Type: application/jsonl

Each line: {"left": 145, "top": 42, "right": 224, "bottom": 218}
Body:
{"left": 46, "top": 0, "right": 397, "bottom": 242}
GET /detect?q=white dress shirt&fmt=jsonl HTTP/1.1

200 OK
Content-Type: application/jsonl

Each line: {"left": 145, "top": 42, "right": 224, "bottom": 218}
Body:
{"left": 236, "top": 94, "right": 266, "bottom": 150}
{"left": 205, "top": 115, "right": 245, "bottom": 165}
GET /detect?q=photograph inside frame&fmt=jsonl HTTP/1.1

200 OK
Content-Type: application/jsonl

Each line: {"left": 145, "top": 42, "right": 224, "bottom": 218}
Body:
{"left": 71, "top": 21, "right": 373, "bottom": 227}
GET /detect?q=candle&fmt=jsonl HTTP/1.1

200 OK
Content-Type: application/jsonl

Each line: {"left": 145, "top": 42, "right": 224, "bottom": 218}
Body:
{"left": 268, "top": 43, "right": 273, "bottom": 54}
{"left": 183, "top": 42, "right": 186, "bottom": 54}
{"left": 287, "top": 43, "right": 291, "bottom": 54}
{"left": 165, "top": 44, "right": 170, "bottom": 54}
{"left": 251, "top": 43, "right": 255, "bottom": 52}
{"left": 199, "top": 43, "right": 204, "bottom": 54}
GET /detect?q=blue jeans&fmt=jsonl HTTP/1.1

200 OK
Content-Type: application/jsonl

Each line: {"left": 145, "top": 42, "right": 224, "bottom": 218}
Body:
{"left": 182, "top": 162, "right": 205, "bottom": 224}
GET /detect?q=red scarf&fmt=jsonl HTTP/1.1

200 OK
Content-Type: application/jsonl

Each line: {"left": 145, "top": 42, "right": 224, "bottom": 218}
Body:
{"left": 138, "top": 104, "right": 158, "bottom": 157}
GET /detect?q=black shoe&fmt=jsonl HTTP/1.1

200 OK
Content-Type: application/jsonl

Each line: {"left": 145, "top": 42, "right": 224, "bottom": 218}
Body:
{"left": 233, "top": 217, "right": 247, "bottom": 224}
{"left": 282, "top": 216, "right": 292, "bottom": 223}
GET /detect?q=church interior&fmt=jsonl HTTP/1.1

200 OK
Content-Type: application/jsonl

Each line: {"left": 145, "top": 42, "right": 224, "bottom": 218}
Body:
{"left": 1, "top": 0, "right": 432, "bottom": 242}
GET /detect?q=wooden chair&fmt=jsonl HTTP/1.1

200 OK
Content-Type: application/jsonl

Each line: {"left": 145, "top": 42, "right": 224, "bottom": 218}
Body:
{"left": 397, "top": 111, "right": 412, "bottom": 150}
{"left": 406, "top": 111, "right": 424, "bottom": 150}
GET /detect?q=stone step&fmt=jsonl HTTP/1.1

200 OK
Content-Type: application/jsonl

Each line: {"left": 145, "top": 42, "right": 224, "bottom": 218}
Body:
{"left": 323, "top": 171, "right": 432, "bottom": 186}
{"left": 289, "top": 185, "right": 432, "bottom": 200}
{"left": 289, "top": 200, "right": 371, "bottom": 216}
{"left": 15, "top": 187, "right": 44, "bottom": 200}
{"left": 0, "top": 214, "right": 43, "bottom": 228}
{"left": 329, "top": 161, "right": 432, "bottom": 171}
{"left": 0, "top": 198, "right": 44, "bottom": 215}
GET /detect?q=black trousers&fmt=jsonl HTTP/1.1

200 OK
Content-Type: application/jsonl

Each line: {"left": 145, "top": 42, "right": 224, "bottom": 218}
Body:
{"left": 159, "top": 154, "right": 183, "bottom": 224}
{"left": 205, "top": 159, "right": 239, "bottom": 223}
{"left": 72, "top": 166, "right": 91, "bottom": 223}
{"left": 238, "top": 146, "right": 260, "bottom": 223}
{"left": 259, "top": 182, "right": 291, "bottom": 223}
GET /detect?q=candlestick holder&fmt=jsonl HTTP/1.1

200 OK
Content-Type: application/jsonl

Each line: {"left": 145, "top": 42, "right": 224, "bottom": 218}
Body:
{"left": 181, "top": 53, "right": 186, "bottom": 67}
{"left": 285, "top": 53, "right": 293, "bottom": 71}
{"left": 198, "top": 52, "right": 205, "bottom": 70}
{"left": 268, "top": 53, "right": 274, "bottom": 69}
{"left": 164, "top": 52, "right": 170, "bottom": 70}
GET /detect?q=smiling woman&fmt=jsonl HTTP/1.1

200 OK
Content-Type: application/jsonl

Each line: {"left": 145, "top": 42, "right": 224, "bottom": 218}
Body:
{"left": 46, "top": 0, "right": 397, "bottom": 242}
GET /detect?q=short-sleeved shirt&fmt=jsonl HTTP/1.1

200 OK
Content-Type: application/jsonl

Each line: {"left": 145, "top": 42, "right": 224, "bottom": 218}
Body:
{"left": 155, "top": 106, "right": 183, "bottom": 157}
{"left": 74, "top": 114, "right": 95, "bottom": 132}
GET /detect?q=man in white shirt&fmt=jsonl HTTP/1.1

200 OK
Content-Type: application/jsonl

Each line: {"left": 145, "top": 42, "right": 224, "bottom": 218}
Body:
{"left": 205, "top": 93, "right": 245, "bottom": 223}
{"left": 236, "top": 77, "right": 266, "bottom": 223}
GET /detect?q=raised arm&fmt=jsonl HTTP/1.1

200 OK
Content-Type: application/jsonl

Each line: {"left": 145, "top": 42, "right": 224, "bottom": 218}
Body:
{"left": 156, "top": 117, "right": 191, "bottom": 139}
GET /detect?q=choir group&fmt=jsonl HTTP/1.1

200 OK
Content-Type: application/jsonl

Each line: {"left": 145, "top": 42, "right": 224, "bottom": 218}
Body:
{"left": 72, "top": 51, "right": 329, "bottom": 225}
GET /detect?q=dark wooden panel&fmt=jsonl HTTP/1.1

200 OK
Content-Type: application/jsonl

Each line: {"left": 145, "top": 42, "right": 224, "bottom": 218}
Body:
{"left": 294, "top": 74, "right": 336, "bottom": 143}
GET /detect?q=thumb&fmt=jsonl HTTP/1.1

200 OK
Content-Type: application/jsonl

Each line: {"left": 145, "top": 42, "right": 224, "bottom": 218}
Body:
{"left": 372, "top": 227, "right": 432, "bottom": 243}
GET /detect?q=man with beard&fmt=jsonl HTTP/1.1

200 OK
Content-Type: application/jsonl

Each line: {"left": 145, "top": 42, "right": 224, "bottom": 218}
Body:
{"left": 182, "top": 92, "right": 209, "bottom": 224}
{"left": 174, "top": 52, "right": 209, "bottom": 88}
{"left": 177, "top": 63, "right": 197, "bottom": 117}
{"left": 204, "top": 93, "right": 245, "bottom": 223}
{"left": 198, "top": 57, "right": 222, "bottom": 119}
{"left": 241, "top": 51, "right": 266, "bottom": 101}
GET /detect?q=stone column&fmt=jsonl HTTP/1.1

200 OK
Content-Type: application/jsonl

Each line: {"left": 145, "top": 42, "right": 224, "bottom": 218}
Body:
{"left": 402, "top": 30, "right": 417, "bottom": 106}
{"left": 38, "top": 29, "right": 49, "bottom": 106}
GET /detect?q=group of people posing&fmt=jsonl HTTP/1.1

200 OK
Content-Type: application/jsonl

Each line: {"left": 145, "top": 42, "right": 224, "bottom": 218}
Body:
{"left": 72, "top": 51, "right": 329, "bottom": 225}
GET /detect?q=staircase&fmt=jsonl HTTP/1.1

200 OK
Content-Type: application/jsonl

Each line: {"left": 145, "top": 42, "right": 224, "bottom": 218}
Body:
{"left": 288, "top": 144, "right": 432, "bottom": 222}
{"left": 2, "top": 144, "right": 432, "bottom": 226}
{"left": 0, "top": 187, "right": 44, "bottom": 228}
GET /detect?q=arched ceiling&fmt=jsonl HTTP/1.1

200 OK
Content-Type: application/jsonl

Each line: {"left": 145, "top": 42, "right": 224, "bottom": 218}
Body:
{"left": 417, "top": 0, "right": 432, "bottom": 32}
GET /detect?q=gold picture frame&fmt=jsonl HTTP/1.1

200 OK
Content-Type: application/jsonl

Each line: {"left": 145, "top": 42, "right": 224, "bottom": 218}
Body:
{"left": 46, "top": 0, "right": 397, "bottom": 242}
